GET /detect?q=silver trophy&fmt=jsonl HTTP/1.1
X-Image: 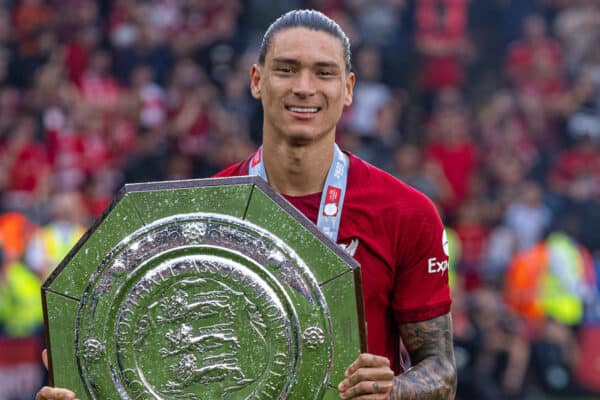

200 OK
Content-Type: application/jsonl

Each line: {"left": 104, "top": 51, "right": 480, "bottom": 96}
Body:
{"left": 43, "top": 176, "right": 366, "bottom": 400}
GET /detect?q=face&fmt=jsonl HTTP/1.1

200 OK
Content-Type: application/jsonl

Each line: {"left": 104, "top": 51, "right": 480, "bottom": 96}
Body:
{"left": 251, "top": 27, "right": 355, "bottom": 145}
{"left": 523, "top": 15, "right": 545, "bottom": 40}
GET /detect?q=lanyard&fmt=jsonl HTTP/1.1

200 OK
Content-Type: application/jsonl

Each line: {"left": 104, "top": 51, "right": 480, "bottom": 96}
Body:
{"left": 248, "top": 144, "right": 349, "bottom": 242}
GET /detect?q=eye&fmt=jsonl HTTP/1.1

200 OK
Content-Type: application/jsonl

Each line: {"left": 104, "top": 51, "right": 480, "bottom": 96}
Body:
{"left": 274, "top": 66, "right": 294, "bottom": 74}
{"left": 317, "top": 70, "right": 335, "bottom": 77}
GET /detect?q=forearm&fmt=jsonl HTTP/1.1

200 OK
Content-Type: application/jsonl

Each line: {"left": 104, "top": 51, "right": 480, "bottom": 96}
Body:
{"left": 393, "top": 314, "right": 457, "bottom": 400}
{"left": 392, "top": 359, "right": 456, "bottom": 399}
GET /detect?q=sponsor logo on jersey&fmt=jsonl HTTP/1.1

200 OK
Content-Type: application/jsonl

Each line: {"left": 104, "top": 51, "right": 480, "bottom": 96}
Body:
{"left": 339, "top": 238, "right": 359, "bottom": 257}
{"left": 428, "top": 257, "right": 449, "bottom": 274}
{"left": 428, "top": 229, "right": 450, "bottom": 275}
{"left": 323, "top": 186, "right": 341, "bottom": 217}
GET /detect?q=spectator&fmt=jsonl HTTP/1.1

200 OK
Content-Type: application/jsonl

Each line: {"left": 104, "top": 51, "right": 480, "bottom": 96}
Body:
{"left": 482, "top": 226, "right": 519, "bottom": 285}
{"left": 12, "top": 0, "right": 51, "bottom": 60}
{"left": 0, "top": 241, "right": 43, "bottom": 338}
{"left": 506, "top": 13, "right": 563, "bottom": 94}
{"left": 414, "top": 0, "right": 474, "bottom": 93}
{"left": 24, "top": 191, "right": 88, "bottom": 279}
{"left": 548, "top": 132, "right": 600, "bottom": 204}
{"left": 167, "top": 58, "right": 218, "bottom": 158}
{"left": 454, "top": 200, "right": 488, "bottom": 291}
{"left": 456, "top": 287, "right": 530, "bottom": 399}
{"left": 505, "top": 230, "right": 596, "bottom": 329}
{"left": 345, "top": 44, "right": 391, "bottom": 137}
{"left": 554, "top": 0, "right": 600, "bottom": 76}
{"left": 504, "top": 181, "right": 552, "bottom": 251}
{"left": 425, "top": 88, "right": 478, "bottom": 216}
{"left": 393, "top": 143, "right": 454, "bottom": 208}
{"left": 346, "top": 0, "right": 408, "bottom": 47}
{"left": 0, "top": 114, "right": 51, "bottom": 212}
{"left": 0, "top": 211, "right": 37, "bottom": 265}
{"left": 351, "top": 94, "right": 404, "bottom": 171}
{"left": 78, "top": 49, "right": 122, "bottom": 112}
{"left": 64, "top": 25, "right": 100, "bottom": 86}
{"left": 479, "top": 89, "right": 541, "bottom": 172}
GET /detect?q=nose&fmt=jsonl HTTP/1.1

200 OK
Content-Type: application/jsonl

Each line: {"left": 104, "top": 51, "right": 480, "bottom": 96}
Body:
{"left": 292, "top": 70, "right": 316, "bottom": 97}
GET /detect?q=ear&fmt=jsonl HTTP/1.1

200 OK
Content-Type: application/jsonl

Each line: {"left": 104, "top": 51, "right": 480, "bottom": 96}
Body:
{"left": 250, "top": 64, "right": 262, "bottom": 99}
{"left": 344, "top": 72, "right": 355, "bottom": 107}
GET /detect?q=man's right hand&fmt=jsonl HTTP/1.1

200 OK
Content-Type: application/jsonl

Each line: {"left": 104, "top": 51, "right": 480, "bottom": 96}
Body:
{"left": 35, "top": 349, "right": 78, "bottom": 400}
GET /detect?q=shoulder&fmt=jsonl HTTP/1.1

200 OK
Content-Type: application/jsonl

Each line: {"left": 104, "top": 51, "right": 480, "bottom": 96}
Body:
{"left": 347, "top": 153, "right": 440, "bottom": 220}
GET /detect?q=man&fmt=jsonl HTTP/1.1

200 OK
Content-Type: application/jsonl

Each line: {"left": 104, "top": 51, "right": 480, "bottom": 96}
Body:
{"left": 25, "top": 191, "right": 88, "bottom": 280}
{"left": 37, "top": 9, "right": 456, "bottom": 400}
{"left": 0, "top": 240, "right": 44, "bottom": 338}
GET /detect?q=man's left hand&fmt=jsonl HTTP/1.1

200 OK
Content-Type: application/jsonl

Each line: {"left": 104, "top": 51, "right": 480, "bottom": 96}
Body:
{"left": 338, "top": 353, "right": 394, "bottom": 399}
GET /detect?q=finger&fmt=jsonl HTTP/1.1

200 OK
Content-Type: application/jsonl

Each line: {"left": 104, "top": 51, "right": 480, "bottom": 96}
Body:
{"left": 345, "top": 367, "right": 394, "bottom": 388}
{"left": 341, "top": 395, "right": 390, "bottom": 400}
{"left": 35, "top": 386, "right": 77, "bottom": 400}
{"left": 345, "top": 353, "right": 390, "bottom": 376}
{"left": 338, "top": 380, "right": 393, "bottom": 399}
{"left": 338, "top": 367, "right": 394, "bottom": 395}
{"left": 42, "top": 349, "right": 48, "bottom": 369}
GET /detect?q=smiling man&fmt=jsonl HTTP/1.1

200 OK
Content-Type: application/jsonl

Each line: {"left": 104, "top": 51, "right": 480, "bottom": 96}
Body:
{"left": 217, "top": 10, "right": 457, "bottom": 400}
{"left": 36, "top": 9, "right": 456, "bottom": 400}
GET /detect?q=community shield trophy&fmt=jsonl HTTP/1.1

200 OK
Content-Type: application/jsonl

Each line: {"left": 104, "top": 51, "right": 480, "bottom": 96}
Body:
{"left": 42, "top": 176, "right": 366, "bottom": 400}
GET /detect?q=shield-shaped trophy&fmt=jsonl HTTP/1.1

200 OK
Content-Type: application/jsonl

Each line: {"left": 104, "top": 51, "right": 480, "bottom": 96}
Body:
{"left": 42, "top": 176, "right": 366, "bottom": 400}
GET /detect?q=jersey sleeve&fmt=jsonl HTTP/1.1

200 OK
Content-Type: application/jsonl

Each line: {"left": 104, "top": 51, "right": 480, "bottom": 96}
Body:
{"left": 391, "top": 194, "right": 452, "bottom": 323}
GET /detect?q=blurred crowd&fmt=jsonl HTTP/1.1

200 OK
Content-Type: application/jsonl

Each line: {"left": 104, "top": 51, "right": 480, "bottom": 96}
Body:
{"left": 1, "top": 0, "right": 600, "bottom": 399}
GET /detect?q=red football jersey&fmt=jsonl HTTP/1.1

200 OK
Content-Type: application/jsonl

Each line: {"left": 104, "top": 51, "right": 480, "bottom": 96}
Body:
{"left": 215, "top": 151, "right": 452, "bottom": 373}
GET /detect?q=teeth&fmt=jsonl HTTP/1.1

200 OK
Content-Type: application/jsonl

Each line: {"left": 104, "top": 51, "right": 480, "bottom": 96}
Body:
{"left": 288, "top": 107, "right": 319, "bottom": 113}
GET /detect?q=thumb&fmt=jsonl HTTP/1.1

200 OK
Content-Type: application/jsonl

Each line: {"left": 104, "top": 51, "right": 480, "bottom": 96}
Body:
{"left": 42, "top": 349, "right": 48, "bottom": 370}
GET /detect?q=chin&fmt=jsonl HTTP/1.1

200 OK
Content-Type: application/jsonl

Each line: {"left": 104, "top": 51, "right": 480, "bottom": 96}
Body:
{"left": 285, "top": 122, "right": 334, "bottom": 142}
{"left": 284, "top": 130, "right": 330, "bottom": 145}
{"left": 267, "top": 118, "right": 334, "bottom": 145}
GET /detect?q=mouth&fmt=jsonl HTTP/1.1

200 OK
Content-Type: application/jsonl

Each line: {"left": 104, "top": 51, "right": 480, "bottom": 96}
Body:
{"left": 285, "top": 106, "right": 321, "bottom": 114}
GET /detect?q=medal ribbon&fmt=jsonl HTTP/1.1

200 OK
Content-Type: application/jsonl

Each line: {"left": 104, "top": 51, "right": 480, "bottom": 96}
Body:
{"left": 248, "top": 144, "right": 349, "bottom": 242}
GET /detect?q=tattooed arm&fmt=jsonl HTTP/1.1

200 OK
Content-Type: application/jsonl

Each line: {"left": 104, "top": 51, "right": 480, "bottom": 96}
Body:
{"left": 338, "top": 313, "right": 456, "bottom": 399}
{"left": 393, "top": 313, "right": 457, "bottom": 399}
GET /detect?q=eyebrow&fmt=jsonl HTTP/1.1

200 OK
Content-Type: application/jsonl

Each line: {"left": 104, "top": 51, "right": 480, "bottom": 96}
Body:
{"left": 271, "top": 57, "right": 342, "bottom": 69}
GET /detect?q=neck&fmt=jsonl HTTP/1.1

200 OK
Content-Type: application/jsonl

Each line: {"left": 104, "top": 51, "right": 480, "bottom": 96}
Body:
{"left": 262, "top": 135, "right": 335, "bottom": 196}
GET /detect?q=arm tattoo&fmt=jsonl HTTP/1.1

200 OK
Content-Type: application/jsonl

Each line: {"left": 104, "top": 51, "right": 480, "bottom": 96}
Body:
{"left": 392, "top": 313, "right": 457, "bottom": 400}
